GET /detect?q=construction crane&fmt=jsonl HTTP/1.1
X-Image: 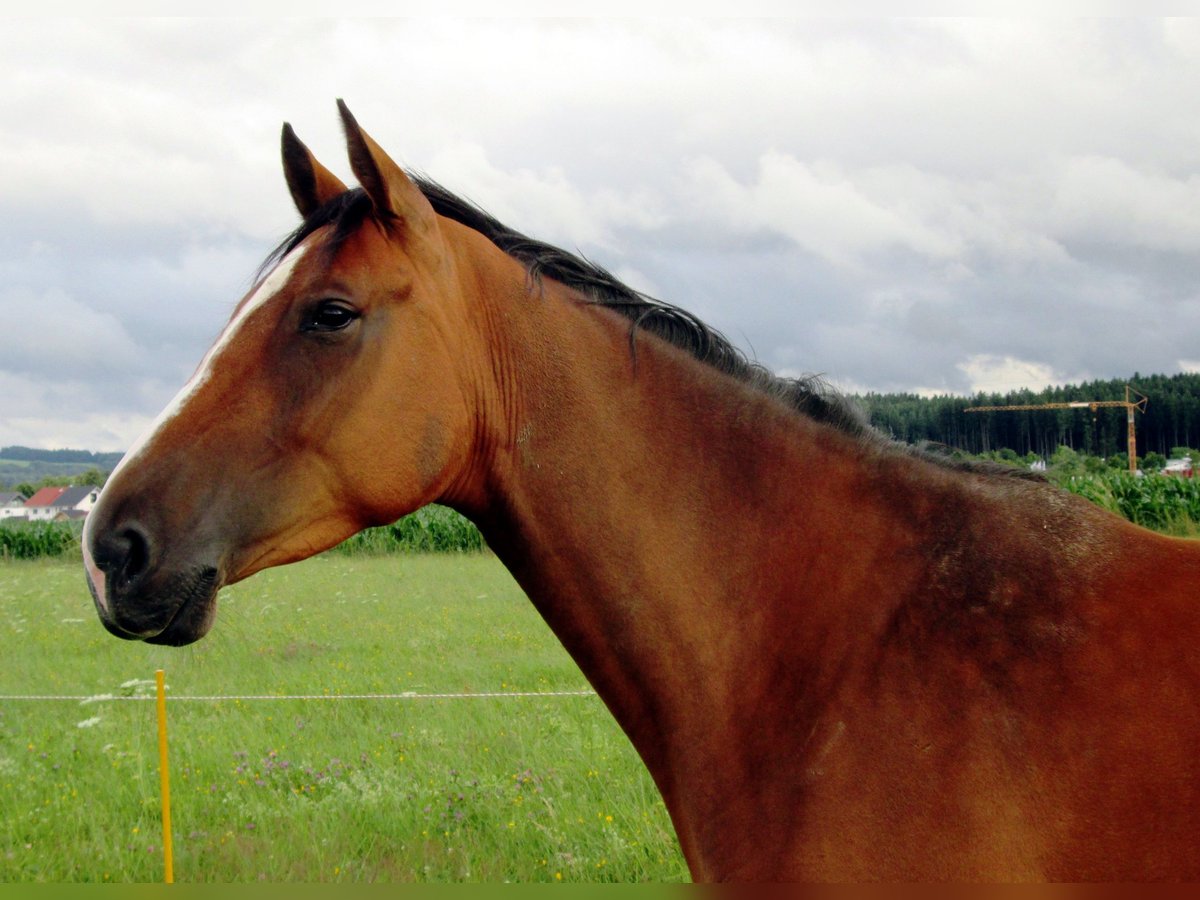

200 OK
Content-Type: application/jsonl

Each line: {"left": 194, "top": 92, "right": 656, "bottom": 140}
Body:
{"left": 964, "top": 385, "right": 1149, "bottom": 473}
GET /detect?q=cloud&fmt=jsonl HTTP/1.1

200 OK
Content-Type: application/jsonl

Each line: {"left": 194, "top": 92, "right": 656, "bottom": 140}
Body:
{"left": 4, "top": 19, "right": 1200, "bottom": 451}
{"left": 0, "top": 370, "right": 157, "bottom": 451}
{"left": 0, "top": 286, "right": 140, "bottom": 379}
{"left": 425, "top": 142, "right": 666, "bottom": 252}
{"left": 682, "top": 153, "right": 962, "bottom": 269}
{"left": 957, "top": 354, "right": 1078, "bottom": 396}
{"left": 1049, "top": 156, "right": 1200, "bottom": 254}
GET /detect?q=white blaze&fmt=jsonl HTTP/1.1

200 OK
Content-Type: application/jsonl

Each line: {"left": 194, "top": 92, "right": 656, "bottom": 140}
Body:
{"left": 84, "top": 244, "right": 310, "bottom": 612}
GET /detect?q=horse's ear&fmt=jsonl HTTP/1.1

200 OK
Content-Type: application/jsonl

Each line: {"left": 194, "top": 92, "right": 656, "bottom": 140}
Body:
{"left": 337, "top": 99, "right": 436, "bottom": 234}
{"left": 281, "top": 122, "right": 348, "bottom": 218}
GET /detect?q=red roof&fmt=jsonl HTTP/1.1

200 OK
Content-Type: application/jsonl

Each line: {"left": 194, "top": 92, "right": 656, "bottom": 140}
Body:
{"left": 24, "top": 486, "right": 67, "bottom": 508}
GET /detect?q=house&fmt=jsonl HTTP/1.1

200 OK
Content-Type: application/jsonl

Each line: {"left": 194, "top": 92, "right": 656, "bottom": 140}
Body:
{"left": 0, "top": 491, "right": 28, "bottom": 519}
{"left": 52, "top": 485, "right": 101, "bottom": 521}
{"left": 23, "top": 486, "right": 67, "bottom": 521}
{"left": 24, "top": 485, "right": 100, "bottom": 521}
{"left": 1164, "top": 456, "right": 1194, "bottom": 478}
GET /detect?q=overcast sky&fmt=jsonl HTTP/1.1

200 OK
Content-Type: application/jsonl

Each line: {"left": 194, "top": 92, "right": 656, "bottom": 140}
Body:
{"left": 3, "top": 18, "right": 1199, "bottom": 451}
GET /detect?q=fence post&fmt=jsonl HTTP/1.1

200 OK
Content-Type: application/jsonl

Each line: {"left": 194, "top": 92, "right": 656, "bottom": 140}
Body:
{"left": 155, "top": 669, "right": 174, "bottom": 884}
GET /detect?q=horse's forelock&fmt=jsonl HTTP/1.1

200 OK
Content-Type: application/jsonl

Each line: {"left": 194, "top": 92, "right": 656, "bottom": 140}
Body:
{"left": 256, "top": 188, "right": 375, "bottom": 285}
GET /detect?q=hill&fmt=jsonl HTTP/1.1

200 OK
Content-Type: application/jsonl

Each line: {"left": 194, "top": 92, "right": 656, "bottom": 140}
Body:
{"left": 0, "top": 446, "right": 124, "bottom": 491}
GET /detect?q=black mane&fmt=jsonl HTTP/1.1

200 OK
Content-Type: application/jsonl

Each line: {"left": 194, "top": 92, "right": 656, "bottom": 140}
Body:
{"left": 263, "top": 178, "right": 1036, "bottom": 479}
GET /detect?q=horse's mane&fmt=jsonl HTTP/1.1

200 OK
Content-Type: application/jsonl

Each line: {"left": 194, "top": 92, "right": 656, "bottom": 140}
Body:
{"left": 264, "top": 180, "right": 1037, "bottom": 480}
{"left": 414, "top": 179, "right": 883, "bottom": 436}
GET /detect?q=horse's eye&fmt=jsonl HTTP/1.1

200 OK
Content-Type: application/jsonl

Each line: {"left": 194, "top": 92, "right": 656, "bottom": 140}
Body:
{"left": 302, "top": 300, "right": 360, "bottom": 334}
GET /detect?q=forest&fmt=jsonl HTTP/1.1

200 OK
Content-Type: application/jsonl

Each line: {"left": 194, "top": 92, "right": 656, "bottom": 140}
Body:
{"left": 857, "top": 372, "right": 1200, "bottom": 463}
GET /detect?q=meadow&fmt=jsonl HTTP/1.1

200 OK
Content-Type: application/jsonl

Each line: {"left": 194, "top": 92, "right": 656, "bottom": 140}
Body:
{"left": 0, "top": 554, "right": 687, "bottom": 882}
{"left": 9, "top": 469, "right": 1195, "bottom": 883}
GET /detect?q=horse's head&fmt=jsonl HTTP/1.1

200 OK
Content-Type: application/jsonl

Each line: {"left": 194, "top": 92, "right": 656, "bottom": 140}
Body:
{"left": 84, "top": 102, "right": 482, "bottom": 645}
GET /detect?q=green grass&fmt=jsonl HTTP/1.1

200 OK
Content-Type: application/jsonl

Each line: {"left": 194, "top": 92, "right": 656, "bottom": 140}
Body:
{"left": 0, "top": 556, "right": 686, "bottom": 883}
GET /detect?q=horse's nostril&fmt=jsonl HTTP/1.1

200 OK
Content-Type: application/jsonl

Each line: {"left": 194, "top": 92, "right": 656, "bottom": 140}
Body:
{"left": 115, "top": 525, "right": 152, "bottom": 589}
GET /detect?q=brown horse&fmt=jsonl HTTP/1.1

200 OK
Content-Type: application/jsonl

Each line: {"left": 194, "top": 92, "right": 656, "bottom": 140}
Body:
{"left": 83, "top": 102, "right": 1200, "bottom": 881}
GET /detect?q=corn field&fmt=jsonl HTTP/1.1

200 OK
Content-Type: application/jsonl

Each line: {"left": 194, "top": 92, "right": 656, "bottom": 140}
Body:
{"left": 0, "top": 505, "right": 483, "bottom": 563}
{"left": 322, "top": 504, "right": 485, "bottom": 555}
{"left": 1060, "top": 472, "right": 1200, "bottom": 534}
{"left": 0, "top": 520, "right": 82, "bottom": 560}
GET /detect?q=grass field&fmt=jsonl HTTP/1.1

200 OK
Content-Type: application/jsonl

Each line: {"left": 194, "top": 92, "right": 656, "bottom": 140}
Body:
{"left": 0, "top": 554, "right": 687, "bottom": 883}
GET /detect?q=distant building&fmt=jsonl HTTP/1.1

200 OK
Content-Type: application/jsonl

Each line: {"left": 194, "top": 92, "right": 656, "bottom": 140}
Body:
{"left": 23, "top": 485, "right": 100, "bottom": 521}
{"left": 23, "top": 486, "right": 67, "bottom": 521}
{"left": 0, "top": 491, "right": 28, "bottom": 519}
{"left": 52, "top": 485, "right": 101, "bottom": 520}
{"left": 1164, "top": 456, "right": 1194, "bottom": 478}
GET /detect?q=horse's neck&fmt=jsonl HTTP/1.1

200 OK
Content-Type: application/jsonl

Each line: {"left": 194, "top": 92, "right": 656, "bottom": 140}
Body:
{"left": 446, "top": 274, "right": 937, "bottom": 862}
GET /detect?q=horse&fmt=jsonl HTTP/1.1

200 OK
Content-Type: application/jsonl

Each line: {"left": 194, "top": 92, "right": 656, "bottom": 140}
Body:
{"left": 82, "top": 101, "right": 1200, "bottom": 881}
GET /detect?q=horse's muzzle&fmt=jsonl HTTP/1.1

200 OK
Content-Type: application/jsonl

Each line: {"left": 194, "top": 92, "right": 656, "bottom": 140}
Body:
{"left": 84, "top": 520, "right": 220, "bottom": 646}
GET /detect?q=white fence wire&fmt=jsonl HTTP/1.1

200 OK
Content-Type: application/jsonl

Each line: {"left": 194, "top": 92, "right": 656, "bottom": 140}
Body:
{"left": 0, "top": 689, "right": 596, "bottom": 702}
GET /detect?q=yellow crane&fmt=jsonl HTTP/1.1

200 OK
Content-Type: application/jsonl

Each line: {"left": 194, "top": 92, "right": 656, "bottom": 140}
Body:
{"left": 964, "top": 385, "right": 1149, "bottom": 473}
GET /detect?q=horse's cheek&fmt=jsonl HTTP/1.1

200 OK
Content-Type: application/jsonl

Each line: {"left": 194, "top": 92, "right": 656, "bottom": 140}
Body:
{"left": 415, "top": 414, "right": 454, "bottom": 490}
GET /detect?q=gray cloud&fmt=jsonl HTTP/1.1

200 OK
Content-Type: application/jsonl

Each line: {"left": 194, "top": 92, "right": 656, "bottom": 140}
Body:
{"left": 3, "top": 18, "right": 1200, "bottom": 449}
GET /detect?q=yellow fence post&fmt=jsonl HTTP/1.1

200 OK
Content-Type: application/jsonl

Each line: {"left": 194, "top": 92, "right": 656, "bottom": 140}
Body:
{"left": 155, "top": 669, "right": 174, "bottom": 883}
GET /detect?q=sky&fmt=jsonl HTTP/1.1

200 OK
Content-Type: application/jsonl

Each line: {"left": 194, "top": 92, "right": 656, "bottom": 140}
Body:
{"left": 3, "top": 18, "right": 1200, "bottom": 451}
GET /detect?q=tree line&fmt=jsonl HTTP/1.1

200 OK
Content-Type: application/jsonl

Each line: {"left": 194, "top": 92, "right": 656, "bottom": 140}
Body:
{"left": 857, "top": 372, "right": 1200, "bottom": 462}
{"left": 6, "top": 372, "right": 1200, "bottom": 492}
{"left": 0, "top": 446, "right": 120, "bottom": 494}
